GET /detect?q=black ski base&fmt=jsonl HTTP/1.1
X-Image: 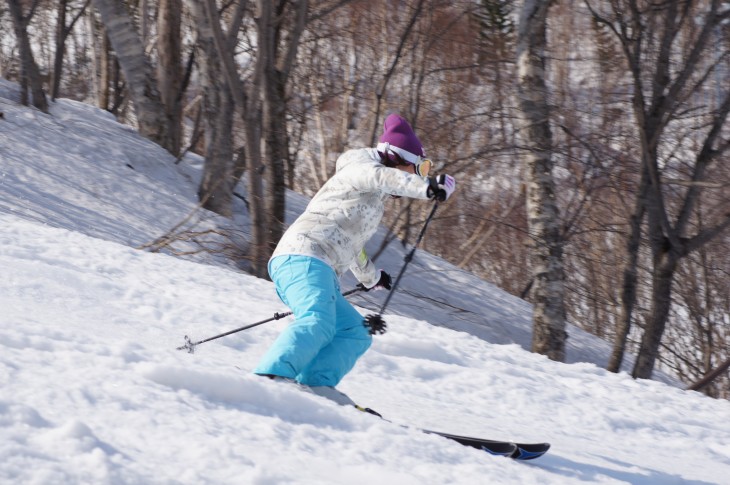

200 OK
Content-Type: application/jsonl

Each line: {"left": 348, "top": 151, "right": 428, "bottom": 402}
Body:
{"left": 425, "top": 430, "right": 517, "bottom": 456}
{"left": 424, "top": 429, "right": 550, "bottom": 460}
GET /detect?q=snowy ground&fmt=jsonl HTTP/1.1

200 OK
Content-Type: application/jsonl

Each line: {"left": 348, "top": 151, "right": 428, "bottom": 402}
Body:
{"left": 1, "top": 80, "right": 730, "bottom": 484}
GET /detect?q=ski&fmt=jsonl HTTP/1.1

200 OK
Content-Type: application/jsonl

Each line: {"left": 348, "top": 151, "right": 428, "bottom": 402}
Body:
{"left": 355, "top": 405, "right": 550, "bottom": 460}
{"left": 423, "top": 429, "right": 549, "bottom": 460}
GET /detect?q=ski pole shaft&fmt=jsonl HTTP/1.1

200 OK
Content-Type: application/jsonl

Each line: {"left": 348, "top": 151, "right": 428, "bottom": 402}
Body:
{"left": 376, "top": 201, "right": 439, "bottom": 315}
{"left": 177, "top": 287, "right": 363, "bottom": 353}
{"left": 364, "top": 201, "right": 439, "bottom": 335}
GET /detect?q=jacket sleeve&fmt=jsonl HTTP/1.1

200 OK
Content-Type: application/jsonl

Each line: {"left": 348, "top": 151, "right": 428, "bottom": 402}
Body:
{"left": 343, "top": 159, "right": 431, "bottom": 199}
{"left": 350, "top": 248, "right": 379, "bottom": 288}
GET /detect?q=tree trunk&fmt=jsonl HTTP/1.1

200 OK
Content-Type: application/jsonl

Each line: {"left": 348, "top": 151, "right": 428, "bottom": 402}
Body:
{"left": 607, "top": 170, "right": 648, "bottom": 372}
{"left": 7, "top": 0, "right": 48, "bottom": 113}
{"left": 157, "top": 0, "right": 184, "bottom": 156}
{"left": 186, "top": 0, "right": 235, "bottom": 216}
{"left": 516, "top": 0, "right": 567, "bottom": 361}
{"left": 99, "top": 29, "right": 111, "bottom": 109}
{"left": 632, "top": 249, "right": 678, "bottom": 378}
{"left": 258, "top": 2, "right": 285, "bottom": 255}
{"left": 243, "top": 113, "right": 268, "bottom": 278}
{"left": 51, "top": 0, "right": 68, "bottom": 100}
{"left": 261, "top": 76, "right": 289, "bottom": 253}
{"left": 92, "top": 0, "right": 172, "bottom": 152}
{"left": 688, "top": 357, "right": 730, "bottom": 393}
{"left": 256, "top": 0, "right": 308, "bottom": 257}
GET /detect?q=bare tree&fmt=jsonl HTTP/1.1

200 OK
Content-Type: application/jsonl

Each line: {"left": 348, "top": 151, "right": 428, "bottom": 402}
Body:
{"left": 50, "top": 0, "right": 90, "bottom": 100}
{"left": 588, "top": 0, "right": 730, "bottom": 378}
{"left": 6, "top": 0, "right": 48, "bottom": 112}
{"left": 516, "top": 0, "right": 567, "bottom": 361}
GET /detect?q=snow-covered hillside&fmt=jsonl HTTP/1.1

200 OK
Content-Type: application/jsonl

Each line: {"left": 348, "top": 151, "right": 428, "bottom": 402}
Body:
{"left": 2, "top": 80, "right": 729, "bottom": 484}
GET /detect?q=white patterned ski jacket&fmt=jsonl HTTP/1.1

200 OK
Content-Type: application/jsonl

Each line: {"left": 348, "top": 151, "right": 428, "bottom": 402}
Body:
{"left": 271, "top": 148, "right": 431, "bottom": 287}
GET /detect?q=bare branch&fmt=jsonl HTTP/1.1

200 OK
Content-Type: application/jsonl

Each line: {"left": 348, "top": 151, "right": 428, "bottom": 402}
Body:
{"left": 684, "top": 215, "right": 730, "bottom": 254}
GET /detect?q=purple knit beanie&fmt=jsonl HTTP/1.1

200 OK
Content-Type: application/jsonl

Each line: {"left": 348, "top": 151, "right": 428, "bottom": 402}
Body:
{"left": 377, "top": 114, "right": 425, "bottom": 164}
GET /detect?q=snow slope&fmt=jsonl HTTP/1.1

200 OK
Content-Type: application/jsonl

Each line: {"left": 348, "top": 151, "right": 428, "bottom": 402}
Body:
{"left": 1, "top": 80, "right": 729, "bottom": 484}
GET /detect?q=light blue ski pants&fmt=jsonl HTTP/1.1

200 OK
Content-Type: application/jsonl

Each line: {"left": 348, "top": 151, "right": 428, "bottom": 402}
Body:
{"left": 253, "top": 255, "right": 372, "bottom": 387}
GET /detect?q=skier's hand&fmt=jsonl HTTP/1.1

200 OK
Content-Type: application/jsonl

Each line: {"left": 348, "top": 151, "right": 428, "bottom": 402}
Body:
{"left": 428, "top": 174, "right": 456, "bottom": 201}
{"left": 364, "top": 314, "right": 387, "bottom": 335}
{"left": 357, "top": 270, "right": 392, "bottom": 292}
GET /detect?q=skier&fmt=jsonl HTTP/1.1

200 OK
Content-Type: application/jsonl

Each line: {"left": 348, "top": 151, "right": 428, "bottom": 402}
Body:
{"left": 253, "top": 114, "right": 456, "bottom": 388}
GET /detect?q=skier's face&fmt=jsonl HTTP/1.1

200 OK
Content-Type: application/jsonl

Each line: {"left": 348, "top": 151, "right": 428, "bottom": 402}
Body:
{"left": 396, "top": 163, "right": 417, "bottom": 175}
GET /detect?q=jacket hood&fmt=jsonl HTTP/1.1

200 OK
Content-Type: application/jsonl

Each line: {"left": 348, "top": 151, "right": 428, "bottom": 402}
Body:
{"left": 335, "top": 148, "right": 381, "bottom": 173}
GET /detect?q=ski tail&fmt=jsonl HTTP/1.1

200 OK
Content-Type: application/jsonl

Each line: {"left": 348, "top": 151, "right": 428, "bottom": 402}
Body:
{"left": 355, "top": 405, "right": 383, "bottom": 418}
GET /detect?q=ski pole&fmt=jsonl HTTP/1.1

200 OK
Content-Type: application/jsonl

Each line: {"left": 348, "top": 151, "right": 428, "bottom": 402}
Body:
{"left": 364, "top": 201, "right": 439, "bottom": 335}
{"left": 177, "top": 287, "right": 364, "bottom": 353}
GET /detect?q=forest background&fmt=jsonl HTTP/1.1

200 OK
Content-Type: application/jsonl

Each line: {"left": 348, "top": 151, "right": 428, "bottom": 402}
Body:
{"left": 2, "top": 0, "right": 728, "bottom": 398}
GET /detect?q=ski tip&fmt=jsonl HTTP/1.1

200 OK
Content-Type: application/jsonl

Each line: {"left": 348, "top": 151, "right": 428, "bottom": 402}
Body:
{"left": 511, "top": 443, "right": 551, "bottom": 460}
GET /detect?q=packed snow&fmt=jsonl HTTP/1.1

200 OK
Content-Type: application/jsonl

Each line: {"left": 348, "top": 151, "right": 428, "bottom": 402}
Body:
{"left": 1, "top": 80, "right": 729, "bottom": 484}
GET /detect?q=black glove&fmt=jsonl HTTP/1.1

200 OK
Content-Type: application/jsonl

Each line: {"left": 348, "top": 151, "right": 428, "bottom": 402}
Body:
{"left": 364, "top": 314, "right": 387, "bottom": 335}
{"left": 427, "top": 174, "right": 456, "bottom": 201}
{"left": 357, "top": 270, "right": 392, "bottom": 292}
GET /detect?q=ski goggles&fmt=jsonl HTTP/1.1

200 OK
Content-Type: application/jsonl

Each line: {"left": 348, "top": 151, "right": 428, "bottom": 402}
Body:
{"left": 413, "top": 157, "right": 432, "bottom": 177}
{"left": 377, "top": 142, "right": 433, "bottom": 177}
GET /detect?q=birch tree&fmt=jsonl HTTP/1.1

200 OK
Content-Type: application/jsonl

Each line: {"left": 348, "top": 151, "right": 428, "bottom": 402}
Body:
{"left": 91, "top": 0, "right": 173, "bottom": 152}
{"left": 185, "top": 0, "right": 235, "bottom": 216}
{"left": 516, "top": 0, "right": 567, "bottom": 361}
